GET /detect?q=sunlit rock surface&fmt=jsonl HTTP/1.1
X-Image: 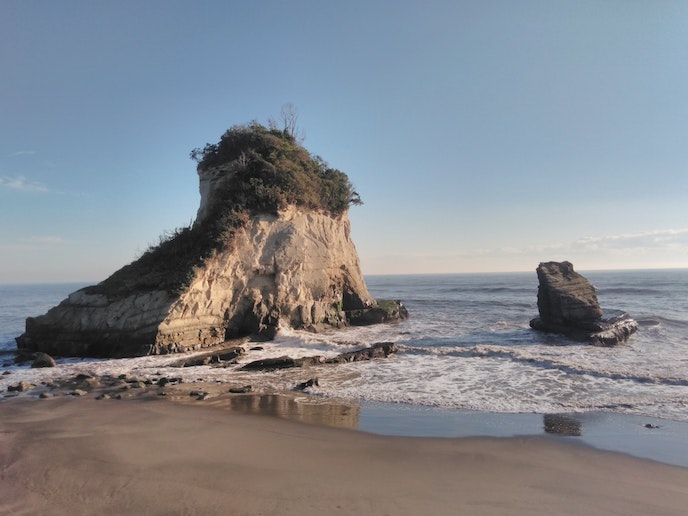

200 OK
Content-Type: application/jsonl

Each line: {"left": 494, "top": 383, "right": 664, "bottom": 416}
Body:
{"left": 17, "top": 207, "right": 381, "bottom": 357}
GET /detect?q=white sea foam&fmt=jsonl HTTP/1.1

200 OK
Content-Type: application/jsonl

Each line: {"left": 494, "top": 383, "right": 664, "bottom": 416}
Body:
{"left": 2, "top": 271, "right": 688, "bottom": 422}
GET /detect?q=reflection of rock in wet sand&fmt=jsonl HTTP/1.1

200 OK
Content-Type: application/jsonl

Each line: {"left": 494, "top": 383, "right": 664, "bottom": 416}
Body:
{"left": 544, "top": 414, "right": 582, "bottom": 436}
{"left": 203, "top": 394, "right": 360, "bottom": 429}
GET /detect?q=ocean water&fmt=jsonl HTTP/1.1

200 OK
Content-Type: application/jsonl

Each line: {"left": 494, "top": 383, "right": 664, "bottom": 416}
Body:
{"left": 1, "top": 270, "right": 688, "bottom": 424}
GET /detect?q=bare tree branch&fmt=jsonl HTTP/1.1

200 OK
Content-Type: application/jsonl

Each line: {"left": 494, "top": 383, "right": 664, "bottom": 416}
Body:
{"left": 280, "top": 102, "right": 304, "bottom": 141}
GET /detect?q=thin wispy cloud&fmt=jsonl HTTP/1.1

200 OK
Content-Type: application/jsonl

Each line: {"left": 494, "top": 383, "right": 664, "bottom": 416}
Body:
{"left": 10, "top": 150, "right": 37, "bottom": 157}
{"left": 0, "top": 175, "right": 89, "bottom": 196}
{"left": 0, "top": 175, "right": 49, "bottom": 193}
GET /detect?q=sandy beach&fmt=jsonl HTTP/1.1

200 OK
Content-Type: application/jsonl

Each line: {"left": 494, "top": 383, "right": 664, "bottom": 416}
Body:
{"left": 2, "top": 396, "right": 688, "bottom": 515}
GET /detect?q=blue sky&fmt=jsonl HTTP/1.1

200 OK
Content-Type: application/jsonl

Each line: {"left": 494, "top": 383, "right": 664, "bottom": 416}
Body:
{"left": 1, "top": 1, "right": 687, "bottom": 283}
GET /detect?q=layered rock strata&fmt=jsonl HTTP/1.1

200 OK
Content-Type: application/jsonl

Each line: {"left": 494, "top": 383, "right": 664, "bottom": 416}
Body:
{"left": 16, "top": 207, "right": 399, "bottom": 357}
{"left": 529, "top": 261, "right": 638, "bottom": 346}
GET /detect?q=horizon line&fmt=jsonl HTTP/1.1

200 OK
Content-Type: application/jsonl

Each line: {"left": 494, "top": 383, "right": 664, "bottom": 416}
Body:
{"left": 3, "top": 265, "right": 687, "bottom": 286}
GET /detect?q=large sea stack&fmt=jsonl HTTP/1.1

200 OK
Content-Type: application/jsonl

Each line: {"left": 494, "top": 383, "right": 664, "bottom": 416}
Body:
{"left": 529, "top": 261, "right": 638, "bottom": 346}
{"left": 16, "top": 122, "right": 407, "bottom": 358}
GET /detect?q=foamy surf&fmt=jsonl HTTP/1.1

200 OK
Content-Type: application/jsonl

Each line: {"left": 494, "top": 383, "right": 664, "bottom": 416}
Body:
{"left": 2, "top": 270, "right": 688, "bottom": 423}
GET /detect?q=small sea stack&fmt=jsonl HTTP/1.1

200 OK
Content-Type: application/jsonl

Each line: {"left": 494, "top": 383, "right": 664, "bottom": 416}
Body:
{"left": 529, "top": 261, "right": 638, "bottom": 346}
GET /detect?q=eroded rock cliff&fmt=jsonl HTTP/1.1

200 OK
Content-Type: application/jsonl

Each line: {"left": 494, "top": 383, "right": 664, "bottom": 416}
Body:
{"left": 18, "top": 208, "right": 376, "bottom": 357}
{"left": 17, "top": 122, "right": 405, "bottom": 357}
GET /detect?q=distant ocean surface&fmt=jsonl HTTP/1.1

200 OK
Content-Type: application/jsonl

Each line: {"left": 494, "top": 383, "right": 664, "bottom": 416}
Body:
{"left": 2, "top": 270, "right": 688, "bottom": 423}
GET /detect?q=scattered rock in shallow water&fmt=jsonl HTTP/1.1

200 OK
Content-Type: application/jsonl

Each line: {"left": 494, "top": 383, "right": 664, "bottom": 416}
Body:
{"left": 645, "top": 423, "right": 661, "bottom": 429}
{"left": 347, "top": 301, "right": 409, "bottom": 326}
{"left": 228, "top": 385, "right": 253, "bottom": 394}
{"left": 153, "top": 376, "right": 179, "bottom": 386}
{"left": 71, "top": 389, "right": 88, "bottom": 396}
{"left": 7, "top": 381, "right": 33, "bottom": 392}
{"left": 31, "top": 352, "right": 56, "bottom": 368}
{"left": 176, "top": 346, "right": 246, "bottom": 367}
{"left": 240, "top": 356, "right": 297, "bottom": 370}
{"left": 96, "top": 393, "right": 111, "bottom": 400}
{"left": 325, "top": 342, "right": 398, "bottom": 364}
{"left": 39, "top": 392, "right": 52, "bottom": 399}
{"left": 294, "top": 378, "right": 319, "bottom": 391}
{"left": 183, "top": 356, "right": 212, "bottom": 367}
{"left": 80, "top": 377, "right": 101, "bottom": 389}
{"left": 2, "top": 370, "right": 11, "bottom": 375}
{"left": 128, "top": 381, "right": 146, "bottom": 389}
{"left": 214, "top": 347, "right": 245, "bottom": 362}
{"left": 240, "top": 355, "right": 325, "bottom": 371}
{"left": 588, "top": 314, "right": 640, "bottom": 347}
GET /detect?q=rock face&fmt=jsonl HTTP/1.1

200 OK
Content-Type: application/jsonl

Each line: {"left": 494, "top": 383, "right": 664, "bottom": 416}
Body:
{"left": 16, "top": 207, "right": 389, "bottom": 357}
{"left": 529, "top": 261, "right": 638, "bottom": 346}
{"left": 534, "top": 261, "right": 603, "bottom": 324}
{"left": 17, "top": 122, "right": 409, "bottom": 358}
{"left": 195, "top": 161, "right": 238, "bottom": 225}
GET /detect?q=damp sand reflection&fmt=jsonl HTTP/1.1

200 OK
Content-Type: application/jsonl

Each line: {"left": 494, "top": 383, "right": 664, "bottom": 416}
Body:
{"left": 172, "top": 392, "right": 361, "bottom": 429}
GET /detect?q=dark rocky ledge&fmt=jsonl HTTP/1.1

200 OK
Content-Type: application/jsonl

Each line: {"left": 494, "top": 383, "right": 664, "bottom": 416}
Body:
{"left": 240, "top": 342, "right": 398, "bottom": 371}
{"left": 173, "top": 344, "right": 247, "bottom": 367}
{"left": 529, "top": 261, "right": 638, "bottom": 346}
{"left": 346, "top": 300, "right": 409, "bottom": 326}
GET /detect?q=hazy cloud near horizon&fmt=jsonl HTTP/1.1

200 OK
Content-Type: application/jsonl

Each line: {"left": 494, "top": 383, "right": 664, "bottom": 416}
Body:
{"left": 360, "top": 228, "right": 688, "bottom": 275}
{"left": 0, "top": 176, "right": 49, "bottom": 193}
{"left": 573, "top": 229, "right": 688, "bottom": 250}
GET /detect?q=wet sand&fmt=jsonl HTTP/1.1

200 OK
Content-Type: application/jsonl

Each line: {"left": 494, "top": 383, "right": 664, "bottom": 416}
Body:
{"left": 2, "top": 396, "right": 688, "bottom": 515}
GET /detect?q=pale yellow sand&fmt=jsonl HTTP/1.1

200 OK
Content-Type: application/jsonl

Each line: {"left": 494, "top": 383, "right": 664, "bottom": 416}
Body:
{"left": 1, "top": 397, "right": 687, "bottom": 515}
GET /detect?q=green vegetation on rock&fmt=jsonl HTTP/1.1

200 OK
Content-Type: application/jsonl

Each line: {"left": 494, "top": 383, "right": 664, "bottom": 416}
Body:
{"left": 375, "top": 299, "right": 405, "bottom": 317}
{"left": 346, "top": 299, "right": 409, "bottom": 326}
{"left": 191, "top": 121, "right": 361, "bottom": 216}
{"left": 87, "top": 120, "right": 362, "bottom": 298}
